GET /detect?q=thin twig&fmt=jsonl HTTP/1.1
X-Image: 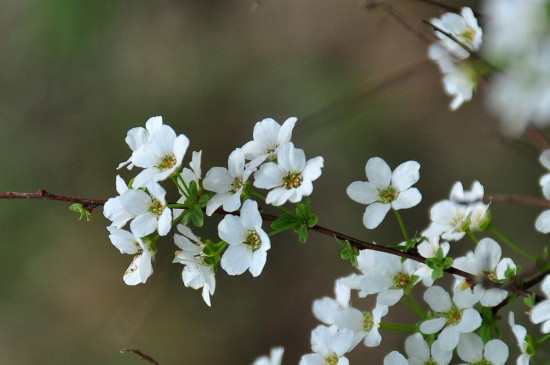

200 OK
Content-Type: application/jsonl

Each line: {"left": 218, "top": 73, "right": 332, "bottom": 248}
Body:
{"left": 120, "top": 348, "right": 159, "bottom": 365}
{"left": 1, "top": 190, "right": 541, "bottom": 298}
{"left": 485, "top": 194, "right": 550, "bottom": 208}
{"left": 407, "top": 0, "right": 483, "bottom": 19}
{"left": 526, "top": 125, "right": 550, "bottom": 151}
{"left": 0, "top": 190, "right": 106, "bottom": 211}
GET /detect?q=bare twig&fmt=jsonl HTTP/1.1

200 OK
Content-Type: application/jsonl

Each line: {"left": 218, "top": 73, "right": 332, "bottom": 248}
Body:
{"left": 120, "top": 348, "right": 159, "bottom": 365}
{"left": 485, "top": 194, "right": 550, "bottom": 208}
{"left": 0, "top": 190, "right": 106, "bottom": 212}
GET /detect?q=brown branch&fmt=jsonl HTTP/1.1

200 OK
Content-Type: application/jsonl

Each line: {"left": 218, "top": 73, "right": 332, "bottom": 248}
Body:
{"left": 485, "top": 194, "right": 550, "bottom": 208}
{"left": 0, "top": 190, "right": 106, "bottom": 212}
{"left": 526, "top": 125, "right": 550, "bottom": 151}
{"left": 1, "top": 190, "right": 539, "bottom": 298}
{"left": 120, "top": 348, "right": 159, "bottom": 365}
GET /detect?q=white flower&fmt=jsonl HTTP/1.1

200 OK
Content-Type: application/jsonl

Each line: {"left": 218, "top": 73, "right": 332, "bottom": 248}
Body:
{"left": 457, "top": 333, "right": 508, "bottom": 365}
{"left": 429, "top": 7, "right": 482, "bottom": 59}
{"left": 203, "top": 148, "right": 254, "bottom": 216}
{"left": 420, "top": 285, "right": 482, "bottom": 351}
{"left": 126, "top": 117, "right": 190, "bottom": 188}
{"left": 416, "top": 235, "right": 450, "bottom": 286}
{"left": 104, "top": 175, "right": 134, "bottom": 228}
{"left": 313, "top": 278, "right": 352, "bottom": 325}
{"left": 425, "top": 181, "right": 490, "bottom": 241}
{"left": 117, "top": 116, "right": 163, "bottom": 170}
{"left": 122, "top": 182, "right": 172, "bottom": 237}
{"left": 107, "top": 226, "right": 154, "bottom": 285}
{"left": 218, "top": 199, "right": 270, "bottom": 277}
{"left": 344, "top": 250, "right": 420, "bottom": 306}
{"left": 335, "top": 303, "right": 388, "bottom": 349}
{"left": 453, "top": 238, "right": 516, "bottom": 307}
{"left": 405, "top": 333, "right": 453, "bottom": 365}
{"left": 254, "top": 142, "right": 324, "bottom": 206}
{"left": 509, "top": 312, "right": 533, "bottom": 365}
{"left": 172, "top": 224, "right": 216, "bottom": 306}
{"left": 346, "top": 157, "right": 421, "bottom": 229}
{"left": 530, "top": 275, "right": 550, "bottom": 333}
{"left": 252, "top": 347, "right": 284, "bottom": 365}
{"left": 299, "top": 325, "right": 354, "bottom": 365}
{"left": 242, "top": 117, "right": 297, "bottom": 166}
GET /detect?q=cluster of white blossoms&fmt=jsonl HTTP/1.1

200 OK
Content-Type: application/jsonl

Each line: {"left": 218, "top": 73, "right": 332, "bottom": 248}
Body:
{"left": 104, "top": 116, "right": 323, "bottom": 306}
{"left": 289, "top": 154, "right": 550, "bottom": 365}
{"left": 427, "top": 7, "right": 482, "bottom": 111}
{"left": 428, "top": 1, "right": 550, "bottom": 137}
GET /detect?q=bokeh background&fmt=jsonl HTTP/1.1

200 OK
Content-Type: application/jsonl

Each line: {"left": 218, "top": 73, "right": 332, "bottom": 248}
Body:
{"left": 0, "top": 0, "right": 548, "bottom": 364}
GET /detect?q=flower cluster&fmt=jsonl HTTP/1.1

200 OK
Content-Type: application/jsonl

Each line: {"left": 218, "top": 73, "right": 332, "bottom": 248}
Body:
{"left": 104, "top": 116, "right": 324, "bottom": 306}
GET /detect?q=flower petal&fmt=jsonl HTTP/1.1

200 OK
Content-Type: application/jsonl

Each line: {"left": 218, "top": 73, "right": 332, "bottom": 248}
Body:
{"left": 363, "top": 202, "right": 391, "bottom": 229}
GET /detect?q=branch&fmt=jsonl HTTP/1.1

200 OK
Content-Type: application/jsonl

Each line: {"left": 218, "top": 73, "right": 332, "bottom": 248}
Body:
{"left": 0, "top": 190, "right": 106, "bottom": 211}
{"left": 406, "top": 0, "right": 483, "bottom": 19}
{"left": 485, "top": 194, "right": 550, "bottom": 208}
{"left": 1, "top": 190, "right": 539, "bottom": 298}
{"left": 120, "top": 348, "right": 159, "bottom": 365}
{"left": 526, "top": 125, "right": 550, "bottom": 151}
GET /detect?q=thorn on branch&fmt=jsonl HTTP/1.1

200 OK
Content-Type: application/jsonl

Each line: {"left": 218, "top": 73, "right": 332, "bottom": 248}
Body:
{"left": 120, "top": 348, "right": 159, "bottom": 365}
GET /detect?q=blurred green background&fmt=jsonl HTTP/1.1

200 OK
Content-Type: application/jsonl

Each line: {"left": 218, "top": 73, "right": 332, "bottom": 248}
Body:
{"left": 0, "top": 0, "right": 547, "bottom": 364}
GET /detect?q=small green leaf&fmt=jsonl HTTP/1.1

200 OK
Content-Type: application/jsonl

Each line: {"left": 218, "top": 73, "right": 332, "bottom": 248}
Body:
{"left": 191, "top": 205, "right": 204, "bottom": 227}
{"left": 271, "top": 213, "right": 299, "bottom": 231}
{"left": 297, "top": 224, "right": 308, "bottom": 243}
{"left": 69, "top": 203, "right": 92, "bottom": 221}
{"left": 198, "top": 194, "right": 209, "bottom": 207}
{"left": 524, "top": 293, "right": 537, "bottom": 308}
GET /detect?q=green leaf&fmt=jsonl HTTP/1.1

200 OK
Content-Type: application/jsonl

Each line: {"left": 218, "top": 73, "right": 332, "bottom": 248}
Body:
{"left": 271, "top": 213, "right": 299, "bottom": 231}
{"left": 69, "top": 203, "right": 92, "bottom": 221}
{"left": 198, "top": 194, "right": 209, "bottom": 207}
{"left": 297, "top": 224, "right": 308, "bottom": 243}
{"left": 191, "top": 205, "right": 204, "bottom": 227}
{"left": 524, "top": 293, "right": 537, "bottom": 308}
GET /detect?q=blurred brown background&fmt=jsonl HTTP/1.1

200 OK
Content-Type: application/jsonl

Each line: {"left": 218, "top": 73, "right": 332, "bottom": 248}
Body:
{"left": 0, "top": 0, "right": 546, "bottom": 364}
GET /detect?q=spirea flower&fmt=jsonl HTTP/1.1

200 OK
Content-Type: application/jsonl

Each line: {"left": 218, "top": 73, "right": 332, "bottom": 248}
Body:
{"left": 424, "top": 181, "right": 490, "bottom": 241}
{"left": 104, "top": 175, "right": 134, "bottom": 228}
{"left": 420, "top": 285, "right": 482, "bottom": 351}
{"left": 254, "top": 142, "right": 324, "bottom": 206}
{"left": 457, "top": 333, "right": 509, "bottom": 365}
{"left": 107, "top": 226, "right": 155, "bottom": 285}
{"left": 299, "top": 325, "right": 354, "bottom": 365}
{"left": 118, "top": 116, "right": 163, "bottom": 170}
{"left": 313, "top": 278, "right": 352, "bottom": 326}
{"left": 453, "top": 237, "right": 516, "bottom": 307}
{"left": 203, "top": 148, "right": 254, "bottom": 216}
{"left": 172, "top": 224, "right": 216, "bottom": 306}
{"left": 530, "top": 274, "right": 550, "bottom": 333}
{"left": 344, "top": 250, "right": 420, "bottom": 306}
{"left": 346, "top": 157, "right": 421, "bottom": 229}
{"left": 509, "top": 312, "right": 534, "bottom": 365}
{"left": 124, "top": 116, "right": 190, "bottom": 188}
{"left": 123, "top": 182, "right": 172, "bottom": 237}
{"left": 218, "top": 199, "right": 270, "bottom": 277}
{"left": 251, "top": 347, "right": 284, "bottom": 365}
{"left": 242, "top": 117, "right": 297, "bottom": 166}
{"left": 429, "top": 7, "right": 482, "bottom": 59}
{"left": 404, "top": 333, "right": 452, "bottom": 365}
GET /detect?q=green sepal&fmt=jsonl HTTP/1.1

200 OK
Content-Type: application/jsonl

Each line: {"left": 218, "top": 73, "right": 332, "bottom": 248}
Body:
{"left": 524, "top": 293, "right": 537, "bottom": 308}
{"left": 69, "top": 203, "right": 92, "bottom": 221}
{"left": 480, "top": 306, "right": 501, "bottom": 343}
{"left": 335, "top": 235, "right": 359, "bottom": 267}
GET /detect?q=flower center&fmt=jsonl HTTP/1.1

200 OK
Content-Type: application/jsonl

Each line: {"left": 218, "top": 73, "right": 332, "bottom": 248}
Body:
{"left": 424, "top": 360, "right": 438, "bottom": 365}
{"left": 158, "top": 153, "right": 177, "bottom": 171}
{"left": 283, "top": 172, "right": 303, "bottom": 189}
{"left": 362, "top": 311, "right": 374, "bottom": 332}
{"left": 391, "top": 272, "right": 412, "bottom": 290}
{"left": 459, "top": 28, "right": 477, "bottom": 44}
{"left": 446, "top": 306, "right": 462, "bottom": 325}
{"left": 486, "top": 270, "right": 497, "bottom": 282}
{"left": 148, "top": 198, "right": 165, "bottom": 216}
{"left": 324, "top": 353, "right": 339, "bottom": 365}
{"left": 230, "top": 177, "right": 243, "bottom": 194}
{"left": 245, "top": 230, "right": 261, "bottom": 250}
{"left": 378, "top": 187, "right": 398, "bottom": 204}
